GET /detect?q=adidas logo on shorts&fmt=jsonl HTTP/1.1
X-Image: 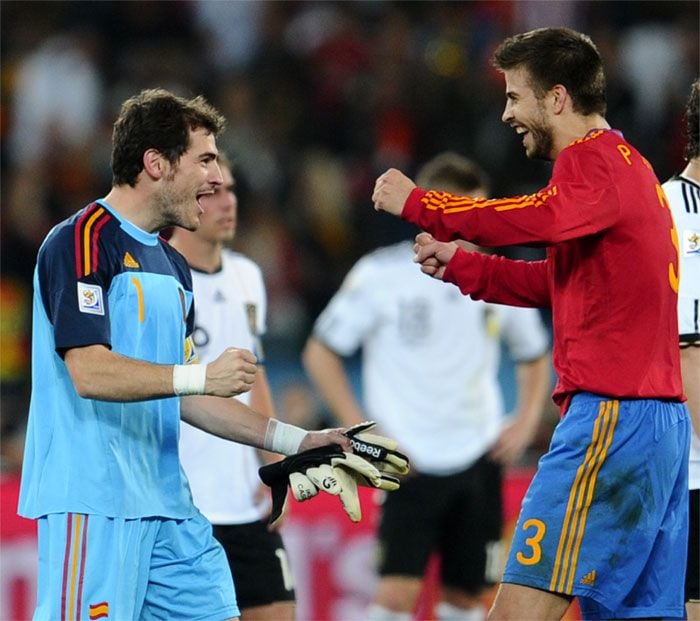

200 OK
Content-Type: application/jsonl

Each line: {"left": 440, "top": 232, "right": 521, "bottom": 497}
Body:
{"left": 580, "top": 570, "right": 596, "bottom": 586}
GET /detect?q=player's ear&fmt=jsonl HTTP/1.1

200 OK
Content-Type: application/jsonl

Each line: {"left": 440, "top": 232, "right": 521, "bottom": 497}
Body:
{"left": 143, "top": 148, "right": 165, "bottom": 180}
{"left": 550, "top": 84, "right": 568, "bottom": 115}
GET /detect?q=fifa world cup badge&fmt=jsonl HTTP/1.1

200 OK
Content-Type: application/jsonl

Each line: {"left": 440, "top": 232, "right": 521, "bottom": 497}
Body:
{"left": 683, "top": 230, "right": 700, "bottom": 256}
{"left": 77, "top": 282, "right": 105, "bottom": 315}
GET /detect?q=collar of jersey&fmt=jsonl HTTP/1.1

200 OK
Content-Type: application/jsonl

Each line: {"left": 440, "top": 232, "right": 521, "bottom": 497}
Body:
{"left": 96, "top": 199, "right": 160, "bottom": 246}
{"left": 676, "top": 173, "right": 700, "bottom": 189}
{"left": 583, "top": 127, "right": 624, "bottom": 139}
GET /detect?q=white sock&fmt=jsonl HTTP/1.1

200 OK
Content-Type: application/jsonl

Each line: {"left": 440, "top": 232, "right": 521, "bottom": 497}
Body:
{"left": 436, "top": 601, "right": 486, "bottom": 621}
{"left": 365, "top": 604, "right": 412, "bottom": 621}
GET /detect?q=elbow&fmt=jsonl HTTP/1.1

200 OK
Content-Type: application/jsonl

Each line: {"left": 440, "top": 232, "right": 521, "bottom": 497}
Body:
{"left": 68, "top": 367, "right": 98, "bottom": 399}
{"left": 73, "top": 383, "right": 95, "bottom": 400}
{"left": 529, "top": 351, "right": 552, "bottom": 374}
{"left": 64, "top": 347, "right": 101, "bottom": 399}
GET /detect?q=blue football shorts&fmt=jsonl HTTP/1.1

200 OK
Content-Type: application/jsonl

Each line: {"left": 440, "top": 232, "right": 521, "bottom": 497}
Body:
{"left": 34, "top": 509, "right": 239, "bottom": 621}
{"left": 502, "top": 393, "right": 689, "bottom": 620}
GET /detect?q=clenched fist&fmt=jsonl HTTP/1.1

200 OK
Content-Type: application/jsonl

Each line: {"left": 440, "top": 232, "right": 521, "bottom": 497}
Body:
{"left": 205, "top": 347, "right": 258, "bottom": 396}
{"left": 372, "top": 168, "right": 416, "bottom": 216}
{"left": 413, "top": 232, "right": 459, "bottom": 280}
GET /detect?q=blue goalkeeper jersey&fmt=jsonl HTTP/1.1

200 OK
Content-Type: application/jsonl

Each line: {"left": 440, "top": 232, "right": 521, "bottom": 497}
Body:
{"left": 19, "top": 199, "right": 198, "bottom": 519}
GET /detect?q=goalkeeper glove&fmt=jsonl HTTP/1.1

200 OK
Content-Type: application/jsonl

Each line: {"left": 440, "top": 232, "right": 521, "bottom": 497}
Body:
{"left": 344, "top": 421, "right": 410, "bottom": 476}
{"left": 259, "top": 444, "right": 399, "bottom": 525}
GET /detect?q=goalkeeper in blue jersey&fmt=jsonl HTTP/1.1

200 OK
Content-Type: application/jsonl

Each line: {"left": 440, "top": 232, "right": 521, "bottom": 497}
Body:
{"left": 18, "top": 88, "right": 354, "bottom": 621}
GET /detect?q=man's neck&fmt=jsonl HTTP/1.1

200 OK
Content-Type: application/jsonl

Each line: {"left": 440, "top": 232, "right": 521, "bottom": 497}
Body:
{"left": 102, "top": 186, "right": 160, "bottom": 233}
{"left": 553, "top": 113, "right": 610, "bottom": 158}
{"left": 169, "top": 232, "right": 223, "bottom": 273}
{"left": 681, "top": 157, "right": 700, "bottom": 183}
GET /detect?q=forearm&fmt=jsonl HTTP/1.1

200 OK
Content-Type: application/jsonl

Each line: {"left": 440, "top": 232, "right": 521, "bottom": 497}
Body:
{"left": 181, "top": 394, "right": 271, "bottom": 449}
{"left": 181, "top": 394, "right": 350, "bottom": 456}
{"left": 302, "top": 338, "right": 365, "bottom": 426}
{"left": 444, "top": 250, "right": 551, "bottom": 308}
{"left": 490, "top": 353, "right": 551, "bottom": 464}
{"left": 402, "top": 172, "right": 617, "bottom": 248}
{"left": 512, "top": 354, "right": 551, "bottom": 430}
{"left": 66, "top": 343, "right": 256, "bottom": 402}
{"left": 401, "top": 187, "right": 560, "bottom": 246}
{"left": 64, "top": 344, "right": 175, "bottom": 401}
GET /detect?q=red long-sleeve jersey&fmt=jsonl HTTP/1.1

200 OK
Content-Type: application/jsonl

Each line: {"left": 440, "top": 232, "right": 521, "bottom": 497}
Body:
{"left": 402, "top": 130, "right": 683, "bottom": 408}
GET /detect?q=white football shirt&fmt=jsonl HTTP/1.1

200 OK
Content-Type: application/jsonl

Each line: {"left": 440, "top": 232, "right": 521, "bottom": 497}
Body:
{"left": 179, "top": 249, "right": 270, "bottom": 523}
{"left": 312, "top": 241, "right": 549, "bottom": 474}
{"left": 664, "top": 174, "right": 700, "bottom": 490}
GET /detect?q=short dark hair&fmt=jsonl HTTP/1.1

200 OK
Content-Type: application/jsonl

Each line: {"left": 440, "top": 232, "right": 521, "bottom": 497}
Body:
{"left": 685, "top": 79, "right": 699, "bottom": 161}
{"left": 111, "top": 88, "right": 226, "bottom": 187}
{"left": 416, "top": 152, "right": 490, "bottom": 195}
{"left": 493, "top": 27, "right": 607, "bottom": 116}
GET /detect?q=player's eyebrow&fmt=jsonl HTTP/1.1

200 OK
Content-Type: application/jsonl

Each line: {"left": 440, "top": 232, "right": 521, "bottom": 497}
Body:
{"left": 199, "top": 151, "right": 218, "bottom": 163}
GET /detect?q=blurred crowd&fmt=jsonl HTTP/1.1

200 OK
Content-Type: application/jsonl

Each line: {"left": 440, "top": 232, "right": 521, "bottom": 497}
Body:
{"left": 1, "top": 0, "right": 698, "bottom": 463}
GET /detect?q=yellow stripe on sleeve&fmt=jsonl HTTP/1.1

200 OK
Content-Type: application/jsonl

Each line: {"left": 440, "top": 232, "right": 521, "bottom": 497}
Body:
{"left": 420, "top": 188, "right": 557, "bottom": 216}
{"left": 82, "top": 208, "right": 105, "bottom": 276}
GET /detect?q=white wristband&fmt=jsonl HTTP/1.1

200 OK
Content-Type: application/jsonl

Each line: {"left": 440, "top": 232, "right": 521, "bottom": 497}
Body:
{"left": 264, "top": 419, "right": 307, "bottom": 455}
{"left": 173, "top": 364, "right": 207, "bottom": 396}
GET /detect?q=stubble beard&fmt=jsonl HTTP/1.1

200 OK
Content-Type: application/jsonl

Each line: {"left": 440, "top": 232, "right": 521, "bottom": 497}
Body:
{"left": 154, "top": 178, "right": 199, "bottom": 232}
{"left": 525, "top": 108, "right": 555, "bottom": 161}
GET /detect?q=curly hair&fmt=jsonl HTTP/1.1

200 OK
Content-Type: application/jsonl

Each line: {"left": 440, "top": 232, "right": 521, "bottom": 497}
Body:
{"left": 111, "top": 88, "right": 226, "bottom": 187}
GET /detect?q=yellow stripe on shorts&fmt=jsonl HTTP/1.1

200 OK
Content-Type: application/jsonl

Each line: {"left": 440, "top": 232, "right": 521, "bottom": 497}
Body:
{"left": 549, "top": 399, "right": 619, "bottom": 593}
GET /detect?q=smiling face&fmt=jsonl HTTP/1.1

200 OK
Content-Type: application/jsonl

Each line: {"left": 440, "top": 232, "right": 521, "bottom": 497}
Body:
{"left": 501, "top": 66, "right": 555, "bottom": 161}
{"left": 195, "top": 162, "right": 237, "bottom": 244}
{"left": 153, "top": 127, "right": 223, "bottom": 231}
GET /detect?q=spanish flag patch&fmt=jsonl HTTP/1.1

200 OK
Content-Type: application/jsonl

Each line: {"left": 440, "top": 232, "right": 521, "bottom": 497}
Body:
{"left": 89, "top": 601, "right": 109, "bottom": 619}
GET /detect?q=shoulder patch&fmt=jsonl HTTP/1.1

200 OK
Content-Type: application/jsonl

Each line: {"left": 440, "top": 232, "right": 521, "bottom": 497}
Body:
{"left": 77, "top": 282, "right": 105, "bottom": 315}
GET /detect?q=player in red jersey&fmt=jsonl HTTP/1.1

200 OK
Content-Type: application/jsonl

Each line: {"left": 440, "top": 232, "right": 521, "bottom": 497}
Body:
{"left": 372, "top": 28, "right": 689, "bottom": 621}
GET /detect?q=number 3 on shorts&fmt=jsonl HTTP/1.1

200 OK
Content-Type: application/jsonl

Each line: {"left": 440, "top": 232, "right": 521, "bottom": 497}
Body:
{"left": 516, "top": 518, "right": 546, "bottom": 566}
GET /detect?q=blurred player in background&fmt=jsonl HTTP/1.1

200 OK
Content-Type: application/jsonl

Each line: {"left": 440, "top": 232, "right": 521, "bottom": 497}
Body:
{"left": 304, "top": 152, "right": 551, "bottom": 621}
{"left": 170, "top": 154, "right": 296, "bottom": 621}
{"left": 372, "top": 28, "right": 689, "bottom": 621}
{"left": 18, "top": 88, "right": 348, "bottom": 621}
{"left": 663, "top": 78, "right": 700, "bottom": 621}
